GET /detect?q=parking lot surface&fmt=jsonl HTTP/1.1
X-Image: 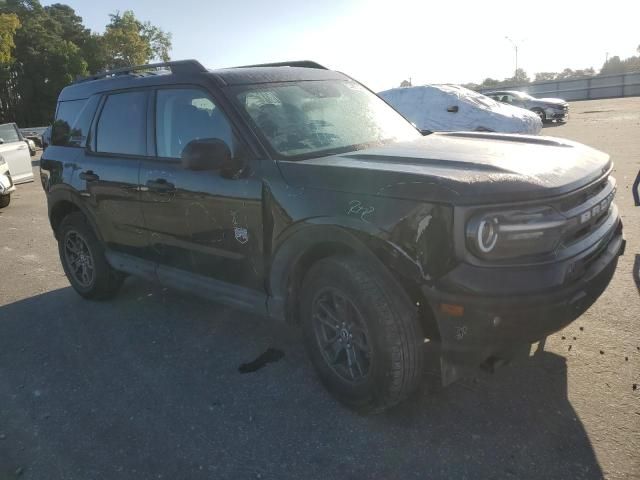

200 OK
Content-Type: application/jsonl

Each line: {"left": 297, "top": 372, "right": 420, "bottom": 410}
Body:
{"left": 1, "top": 97, "right": 639, "bottom": 479}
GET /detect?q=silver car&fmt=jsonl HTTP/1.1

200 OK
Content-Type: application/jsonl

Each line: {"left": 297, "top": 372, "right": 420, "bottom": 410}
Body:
{"left": 485, "top": 90, "right": 569, "bottom": 123}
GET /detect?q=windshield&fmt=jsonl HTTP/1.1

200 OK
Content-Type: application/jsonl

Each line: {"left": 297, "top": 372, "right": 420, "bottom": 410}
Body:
{"left": 514, "top": 91, "right": 535, "bottom": 100}
{"left": 233, "top": 80, "right": 420, "bottom": 158}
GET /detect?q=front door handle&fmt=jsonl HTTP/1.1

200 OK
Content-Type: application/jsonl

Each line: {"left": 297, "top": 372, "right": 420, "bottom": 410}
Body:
{"left": 146, "top": 178, "right": 176, "bottom": 193}
{"left": 79, "top": 170, "right": 99, "bottom": 182}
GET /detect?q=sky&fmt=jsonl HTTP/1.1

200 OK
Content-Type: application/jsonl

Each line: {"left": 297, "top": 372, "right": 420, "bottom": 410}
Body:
{"left": 43, "top": 0, "right": 640, "bottom": 92}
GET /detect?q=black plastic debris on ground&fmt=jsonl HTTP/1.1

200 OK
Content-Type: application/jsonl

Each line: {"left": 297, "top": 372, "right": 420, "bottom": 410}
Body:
{"left": 239, "top": 348, "right": 285, "bottom": 373}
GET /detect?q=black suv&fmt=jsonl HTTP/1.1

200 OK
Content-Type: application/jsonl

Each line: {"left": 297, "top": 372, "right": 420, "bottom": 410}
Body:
{"left": 41, "top": 60, "right": 624, "bottom": 413}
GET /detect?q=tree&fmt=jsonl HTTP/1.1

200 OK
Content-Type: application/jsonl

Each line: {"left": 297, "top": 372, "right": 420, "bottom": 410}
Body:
{"left": 600, "top": 56, "right": 624, "bottom": 75}
{"left": 534, "top": 72, "right": 556, "bottom": 82}
{"left": 102, "top": 10, "right": 171, "bottom": 69}
{"left": 480, "top": 77, "right": 500, "bottom": 88}
{"left": 0, "top": 2, "right": 172, "bottom": 124}
{"left": 510, "top": 68, "right": 530, "bottom": 84}
{"left": 0, "top": 13, "right": 20, "bottom": 64}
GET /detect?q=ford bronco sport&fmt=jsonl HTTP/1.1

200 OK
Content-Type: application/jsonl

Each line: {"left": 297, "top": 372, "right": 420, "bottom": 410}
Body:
{"left": 41, "top": 60, "right": 625, "bottom": 413}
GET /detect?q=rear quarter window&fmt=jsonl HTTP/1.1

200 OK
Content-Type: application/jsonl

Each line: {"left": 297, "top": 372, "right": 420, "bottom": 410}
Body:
{"left": 52, "top": 98, "right": 99, "bottom": 147}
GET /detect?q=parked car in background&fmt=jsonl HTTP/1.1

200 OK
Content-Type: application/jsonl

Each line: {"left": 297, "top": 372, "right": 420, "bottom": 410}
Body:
{"left": 485, "top": 90, "right": 569, "bottom": 123}
{"left": 379, "top": 84, "right": 542, "bottom": 135}
{"left": 41, "top": 126, "right": 51, "bottom": 150}
{"left": 41, "top": 59, "right": 623, "bottom": 413}
{"left": 0, "top": 122, "right": 34, "bottom": 184}
{"left": 0, "top": 155, "right": 16, "bottom": 208}
{"left": 25, "top": 138, "right": 36, "bottom": 156}
{"left": 20, "top": 126, "right": 47, "bottom": 148}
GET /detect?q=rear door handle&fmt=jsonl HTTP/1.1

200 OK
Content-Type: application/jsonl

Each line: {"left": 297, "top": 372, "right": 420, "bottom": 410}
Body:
{"left": 146, "top": 178, "right": 176, "bottom": 193}
{"left": 79, "top": 170, "right": 99, "bottom": 182}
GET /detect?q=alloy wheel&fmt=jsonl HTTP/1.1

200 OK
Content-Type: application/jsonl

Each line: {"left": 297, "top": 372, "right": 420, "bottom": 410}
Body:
{"left": 63, "top": 230, "right": 95, "bottom": 288}
{"left": 311, "top": 287, "right": 372, "bottom": 383}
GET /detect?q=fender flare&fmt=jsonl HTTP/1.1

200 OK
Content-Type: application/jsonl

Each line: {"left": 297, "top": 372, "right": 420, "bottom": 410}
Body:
{"left": 47, "top": 188, "right": 103, "bottom": 242}
{"left": 266, "top": 220, "right": 410, "bottom": 323}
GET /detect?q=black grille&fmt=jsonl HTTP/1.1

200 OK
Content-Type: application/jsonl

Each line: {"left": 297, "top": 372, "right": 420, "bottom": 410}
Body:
{"left": 555, "top": 176, "right": 615, "bottom": 248}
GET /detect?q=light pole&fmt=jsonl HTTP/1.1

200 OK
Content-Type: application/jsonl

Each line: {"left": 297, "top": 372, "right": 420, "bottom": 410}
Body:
{"left": 505, "top": 36, "right": 518, "bottom": 80}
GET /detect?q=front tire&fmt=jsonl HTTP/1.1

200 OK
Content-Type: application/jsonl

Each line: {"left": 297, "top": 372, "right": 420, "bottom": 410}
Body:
{"left": 532, "top": 108, "right": 547, "bottom": 123}
{"left": 57, "top": 212, "right": 124, "bottom": 300}
{"left": 0, "top": 194, "right": 10, "bottom": 208}
{"left": 300, "top": 255, "right": 424, "bottom": 414}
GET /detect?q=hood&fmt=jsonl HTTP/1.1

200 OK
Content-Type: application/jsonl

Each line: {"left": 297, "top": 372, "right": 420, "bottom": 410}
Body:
{"left": 278, "top": 133, "right": 611, "bottom": 205}
{"left": 537, "top": 97, "right": 567, "bottom": 105}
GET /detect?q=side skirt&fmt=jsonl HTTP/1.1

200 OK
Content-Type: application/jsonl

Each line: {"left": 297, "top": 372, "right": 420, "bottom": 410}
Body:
{"left": 105, "top": 251, "right": 268, "bottom": 316}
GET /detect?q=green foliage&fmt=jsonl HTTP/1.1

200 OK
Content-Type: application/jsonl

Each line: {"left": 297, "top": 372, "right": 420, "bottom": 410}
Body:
{"left": 600, "top": 55, "right": 640, "bottom": 76}
{"left": 471, "top": 45, "right": 637, "bottom": 92}
{"left": 534, "top": 72, "right": 557, "bottom": 82}
{"left": 102, "top": 10, "right": 171, "bottom": 69}
{"left": 0, "top": 12, "right": 20, "bottom": 63}
{"left": 0, "top": 1, "right": 172, "bottom": 125}
{"left": 510, "top": 68, "right": 529, "bottom": 83}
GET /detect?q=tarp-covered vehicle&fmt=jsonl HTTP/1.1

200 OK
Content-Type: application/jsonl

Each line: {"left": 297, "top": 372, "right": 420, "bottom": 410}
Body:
{"left": 379, "top": 84, "right": 542, "bottom": 135}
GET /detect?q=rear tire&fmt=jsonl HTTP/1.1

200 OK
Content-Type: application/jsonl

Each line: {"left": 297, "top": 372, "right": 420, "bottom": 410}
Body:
{"left": 57, "top": 212, "right": 124, "bottom": 300}
{"left": 300, "top": 255, "right": 424, "bottom": 414}
{"left": 0, "top": 194, "right": 10, "bottom": 208}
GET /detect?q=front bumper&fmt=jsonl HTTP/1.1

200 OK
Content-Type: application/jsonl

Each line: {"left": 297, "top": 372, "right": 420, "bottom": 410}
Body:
{"left": 544, "top": 106, "right": 569, "bottom": 121}
{"left": 0, "top": 172, "right": 16, "bottom": 195}
{"left": 422, "top": 219, "right": 624, "bottom": 385}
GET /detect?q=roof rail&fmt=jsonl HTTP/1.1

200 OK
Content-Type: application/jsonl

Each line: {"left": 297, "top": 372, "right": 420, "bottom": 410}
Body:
{"left": 234, "top": 60, "right": 328, "bottom": 70}
{"left": 75, "top": 59, "right": 207, "bottom": 84}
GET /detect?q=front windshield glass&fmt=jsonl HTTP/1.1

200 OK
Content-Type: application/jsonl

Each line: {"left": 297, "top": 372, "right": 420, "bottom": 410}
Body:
{"left": 234, "top": 80, "right": 420, "bottom": 158}
{"left": 515, "top": 91, "right": 534, "bottom": 100}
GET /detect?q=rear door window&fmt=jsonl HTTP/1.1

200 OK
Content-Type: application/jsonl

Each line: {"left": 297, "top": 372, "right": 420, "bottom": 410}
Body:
{"left": 96, "top": 91, "right": 148, "bottom": 156}
{"left": 0, "top": 123, "right": 21, "bottom": 143}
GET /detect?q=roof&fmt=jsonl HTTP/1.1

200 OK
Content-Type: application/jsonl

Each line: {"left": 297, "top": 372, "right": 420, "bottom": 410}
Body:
{"left": 58, "top": 59, "right": 349, "bottom": 102}
{"left": 210, "top": 66, "right": 347, "bottom": 86}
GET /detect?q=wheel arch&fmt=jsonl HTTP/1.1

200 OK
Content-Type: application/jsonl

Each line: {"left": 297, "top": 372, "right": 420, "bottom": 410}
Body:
{"left": 267, "top": 223, "right": 435, "bottom": 336}
{"left": 49, "top": 195, "right": 102, "bottom": 242}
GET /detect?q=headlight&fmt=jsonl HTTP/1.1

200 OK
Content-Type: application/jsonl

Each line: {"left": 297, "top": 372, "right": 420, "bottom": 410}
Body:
{"left": 476, "top": 217, "right": 499, "bottom": 253}
{"left": 466, "top": 206, "right": 567, "bottom": 260}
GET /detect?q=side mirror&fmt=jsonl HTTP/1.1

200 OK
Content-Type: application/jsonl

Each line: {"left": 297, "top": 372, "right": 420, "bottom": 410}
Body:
{"left": 0, "top": 138, "right": 4, "bottom": 145}
{"left": 447, "top": 105, "right": 459, "bottom": 113}
{"left": 420, "top": 129, "right": 432, "bottom": 136}
{"left": 181, "top": 138, "right": 232, "bottom": 171}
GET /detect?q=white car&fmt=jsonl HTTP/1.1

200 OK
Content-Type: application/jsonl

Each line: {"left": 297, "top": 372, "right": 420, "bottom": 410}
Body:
{"left": 378, "top": 84, "right": 542, "bottom": 135}
{"left": 0, "top": 122, "right": 35, "bottom": 184}
{"left": 0, "top": 155, "right": 16, "bottom": 208}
